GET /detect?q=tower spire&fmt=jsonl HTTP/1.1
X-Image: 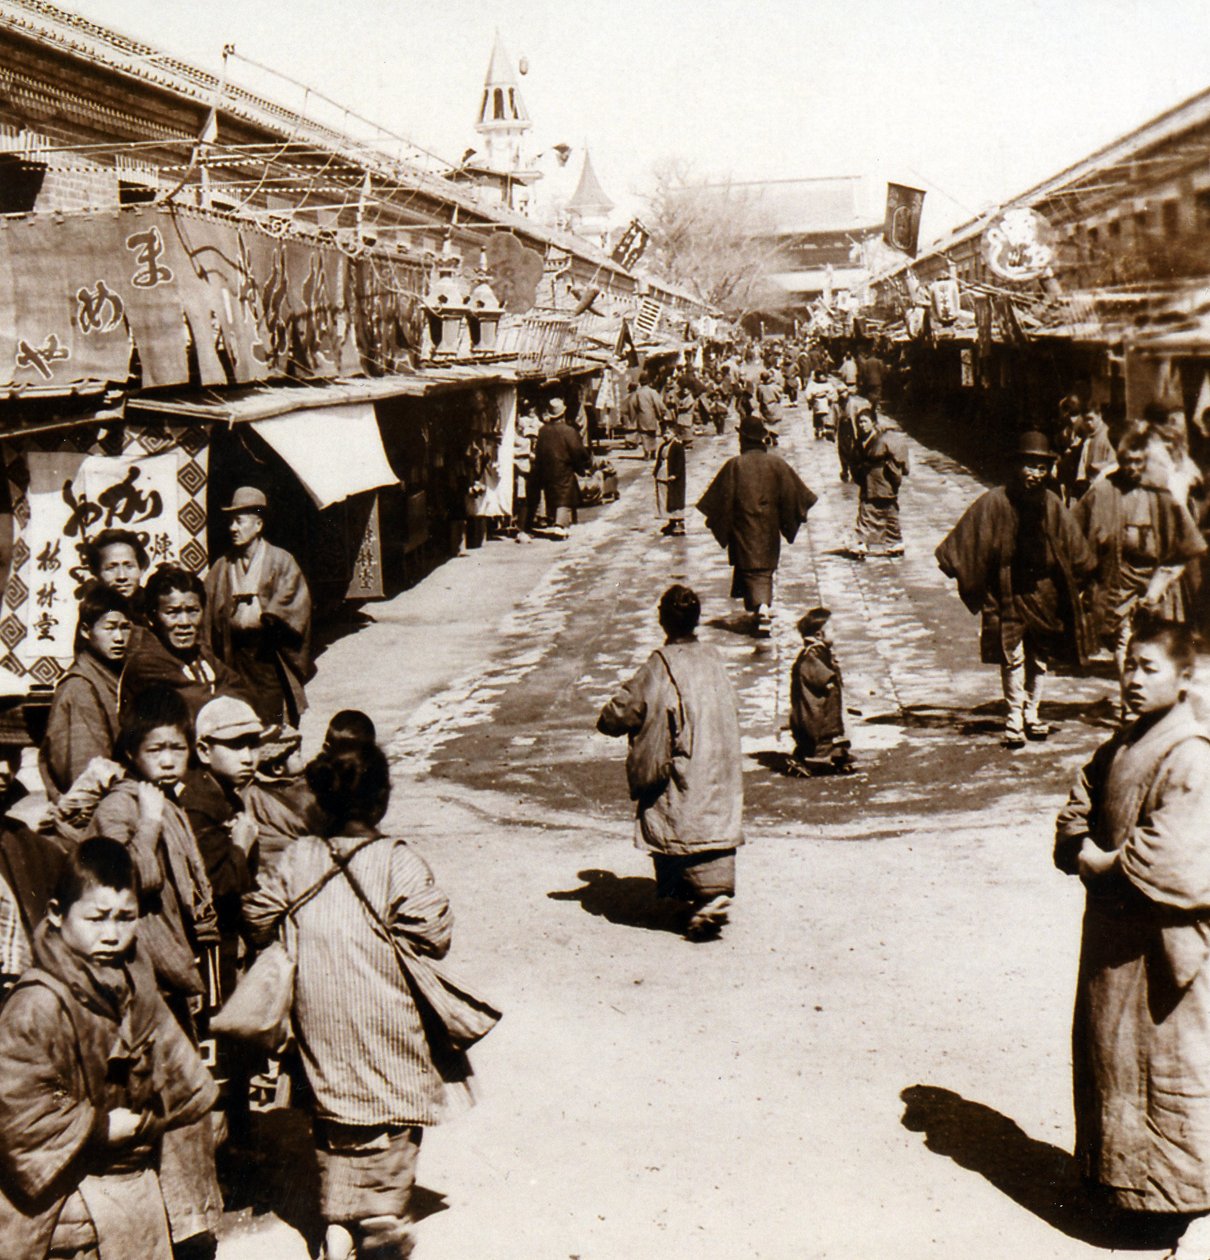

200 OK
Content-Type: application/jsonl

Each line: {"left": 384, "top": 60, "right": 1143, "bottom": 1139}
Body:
{"left": 475, "top": 31, "right": 531, "bottom": 173}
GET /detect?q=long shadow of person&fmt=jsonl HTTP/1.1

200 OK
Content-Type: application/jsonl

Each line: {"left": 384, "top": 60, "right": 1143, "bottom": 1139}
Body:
{"left": 899, "top": 1085, "right": 1177, "bottom": 1251}
{"left": 548, "top": 868, "right": 687, "bottom": 934}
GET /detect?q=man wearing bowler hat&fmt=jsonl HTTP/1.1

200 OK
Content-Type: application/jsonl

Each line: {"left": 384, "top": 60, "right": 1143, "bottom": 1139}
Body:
{"left": 533, "top": 397, "right": 592, "bottom": 539}
{"left": 205, "top": 486, "right": 313, "bottom": 726}
{"left": 936, "top": 431, "right": 1095, "bottom": 749}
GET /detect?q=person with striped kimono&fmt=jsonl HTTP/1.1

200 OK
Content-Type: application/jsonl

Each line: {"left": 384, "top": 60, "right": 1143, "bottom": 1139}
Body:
{"left": 243, "top": 741, "right": 470, "bottom": 1260}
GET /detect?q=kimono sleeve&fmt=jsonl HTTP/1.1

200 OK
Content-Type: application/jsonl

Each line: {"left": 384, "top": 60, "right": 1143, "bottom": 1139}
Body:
{"left": 0, "top": 983, "right": 99, "bottom": 1199}
{"left": 148, "top": 987, "right": 219, "bottom": 1131}
{"left": 597, "top": 656, "right": 658, "bottom": 737}
{"left": 795, "top": 647, "right": 837, "bottom": 697}
{"left": 260, "top": 549, "right": 312, "bottom": 646}
{"left": 240, "top": 847, "right": 295, "bottom": 948}
{"left": 90, "top": 788, "right": 164, "bottom": 895}
{"left": 42, "top": 678, "right": 112, "bottom": 799}
{"left": 1054, "top": 748, "right": 1101, "bottom": 875}
{"left": 1120, "top": 738, "right": 1210, "bottom": 910}
{"left": 388, "top": 842, "right": 453, "bottom": 960}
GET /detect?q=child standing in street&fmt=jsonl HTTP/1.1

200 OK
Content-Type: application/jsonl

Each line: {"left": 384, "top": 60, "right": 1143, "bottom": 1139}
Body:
{"left": 0, "top": 837, "right": 218, "bottom": 1260}
{"left": 788, "top": 608, "right": 854, "bottom": 775}
{"left": 654, "top": 419, "right": 687, "bottom": 537}
{"left": 1054, "top": 616, "right": 1210, "bottom": 1258}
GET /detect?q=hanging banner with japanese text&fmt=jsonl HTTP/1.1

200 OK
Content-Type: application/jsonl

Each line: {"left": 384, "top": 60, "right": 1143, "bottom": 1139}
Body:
{"left": 883, "top": 184, "right": 926, "bottom": 257}
{"left": 2, "top": 427, "right": 210, "bottom": 687}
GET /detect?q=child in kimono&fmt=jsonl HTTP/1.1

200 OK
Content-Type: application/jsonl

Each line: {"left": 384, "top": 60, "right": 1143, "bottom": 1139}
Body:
{"left": 0, "top": 837, "right": 217, "bottom": 1260}
{"left": 1055, "top": 616, "right": 1210, "bottom": 1257}
{"left": 788, "top": 608, "right": 854, "bottom": 776}
{"left": 654, "top": 419, "right": 687, "bottom": 537}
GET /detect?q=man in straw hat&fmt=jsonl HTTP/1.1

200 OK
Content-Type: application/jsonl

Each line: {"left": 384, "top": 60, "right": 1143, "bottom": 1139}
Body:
{"left": 697, "top": 414, "right": 816, "bottom": 637}
{"left": 937, "top": 430, "right": 1095, "bottom": 749}
{"left": 205, "top": 486, "right": 313, "bottom": 727}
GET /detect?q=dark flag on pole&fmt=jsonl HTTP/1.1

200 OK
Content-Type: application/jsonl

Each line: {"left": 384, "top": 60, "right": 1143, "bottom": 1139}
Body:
{"left": 612, "top": 219, "right": 651, "bottom": 271}
{"left": 883, "top": 183, "right": 926, "bottom": 257}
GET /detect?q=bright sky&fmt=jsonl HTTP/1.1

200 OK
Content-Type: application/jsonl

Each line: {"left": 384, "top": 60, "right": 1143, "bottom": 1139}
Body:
{"left": 78, "top": 0, "right": 1210, "bottom": 245}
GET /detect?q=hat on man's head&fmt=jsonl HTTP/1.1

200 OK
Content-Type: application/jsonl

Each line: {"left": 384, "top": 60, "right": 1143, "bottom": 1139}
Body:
{"left": 739, "top": 414, "right": 768, "bottom": 444}
{"left": 545, "top": 398, "right": 567, "bottom": 419}
{"left": 196, "top": 695, "right": 266, "bottom": 743}
{"left": 796, "top": 606, "right": 832, "bottom": 636}
{"left": 222, "top": 486, "right": 268, "bottom": 514}
{"left": 1015, "top": 430, "right": 1055, "bottom": 461}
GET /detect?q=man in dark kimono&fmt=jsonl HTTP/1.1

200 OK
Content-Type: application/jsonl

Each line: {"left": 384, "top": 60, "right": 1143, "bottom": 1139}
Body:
{"left": 697, "top": 415, "right": 817, "bottom": 636}
{"left": 205, "top": 487, "right": 313, "bottom": 727}
{"left": 936, "top": 431, "right": 1095, "bottom": 748}
{"left": 533, "top": 398, "right": 592, "bottom": 539}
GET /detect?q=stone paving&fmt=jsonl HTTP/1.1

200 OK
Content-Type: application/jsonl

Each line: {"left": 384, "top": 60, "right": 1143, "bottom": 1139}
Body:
{"left": 216, "top": 404, "right": 1167, "bottom": 1260}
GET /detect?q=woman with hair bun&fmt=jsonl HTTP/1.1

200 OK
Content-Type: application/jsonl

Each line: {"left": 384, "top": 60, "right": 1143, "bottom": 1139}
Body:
{"left": 243, "top": 740, "right": 468, "bottom": 1260}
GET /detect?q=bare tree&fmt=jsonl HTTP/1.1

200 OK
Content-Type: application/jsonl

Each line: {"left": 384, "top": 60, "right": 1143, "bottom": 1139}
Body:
{"left": 641, "top": 158, "right": 792, "bottom": 318}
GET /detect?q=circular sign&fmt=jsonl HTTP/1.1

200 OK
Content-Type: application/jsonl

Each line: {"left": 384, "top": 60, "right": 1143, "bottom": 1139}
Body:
{"left": 982, "top": 208, "right": 1056, "bottom": 282}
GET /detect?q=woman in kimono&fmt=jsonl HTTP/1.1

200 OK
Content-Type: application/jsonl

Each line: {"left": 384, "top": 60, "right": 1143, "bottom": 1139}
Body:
{"left": 1055, "top": 616, "right": 1210, "bottom": 1258}
{"left": 0, "top": 838, "right": 217, "bottom": 1260}
{"left": 243, "top": 741, "right": 470, "bottom": 1260}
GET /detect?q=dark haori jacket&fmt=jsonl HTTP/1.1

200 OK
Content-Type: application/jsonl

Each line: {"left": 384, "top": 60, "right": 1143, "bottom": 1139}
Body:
{"left": 853, "top": 429, "right": 909, "bottom": 502}
{"left": 40, "top": 650, "right": 121, "bottom": 801}
{"left": 935, "top": 485, "right": 1095, "bottom": 666}
{"left": 0, "top": 924, "right": 217, "bottom": 1260}
{"left": 654, "top": 432, "right": 687, "bottom": 515}
{"left": 533, "top": 419, "right": 592, "bottom": 511}
{"left": 118, "top": 631, "right": 242, "bottom": 724}
{"left": 697, "top": 448, "right": 817, "bottom": 572}
{"left": 790, "top": 640, "right": 844, "bottom": 756}
{"left": 205, "top": 542, "right": 314, "bottom": 721}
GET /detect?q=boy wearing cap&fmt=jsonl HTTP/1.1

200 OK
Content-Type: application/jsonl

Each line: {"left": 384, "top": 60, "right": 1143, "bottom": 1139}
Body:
{"left": 204, "top": 487, "right": 313, "bottom": 729}
{"left": 788, "top": 608, "right": 854, "bottom": 775}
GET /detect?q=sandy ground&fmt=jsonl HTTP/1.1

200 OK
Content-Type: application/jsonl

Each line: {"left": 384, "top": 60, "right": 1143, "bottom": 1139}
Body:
{"left": 217, "top": 405, "right": 1185, "bottom": 1260}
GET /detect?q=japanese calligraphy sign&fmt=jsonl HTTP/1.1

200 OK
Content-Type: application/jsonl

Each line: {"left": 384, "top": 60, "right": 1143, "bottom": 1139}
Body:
{"left": 3, "top": 429, "right": 210, "bottom": 685}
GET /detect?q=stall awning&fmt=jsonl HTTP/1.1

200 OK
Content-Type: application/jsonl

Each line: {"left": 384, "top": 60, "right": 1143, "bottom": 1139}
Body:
{"left": 251, "top": 404, "right": 398, "bottom": 510}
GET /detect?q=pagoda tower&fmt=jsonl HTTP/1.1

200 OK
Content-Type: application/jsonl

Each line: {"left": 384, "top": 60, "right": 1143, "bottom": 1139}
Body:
{"left": 474, "top": 31, "right": 531, "bottom": 174}
{"left": 565, "top": 147, "right": 615, "bottom": 230}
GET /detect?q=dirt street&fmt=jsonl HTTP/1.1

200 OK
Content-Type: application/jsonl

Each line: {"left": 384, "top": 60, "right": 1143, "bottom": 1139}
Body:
{"left": 218, "top": 405, "right": 1179, "bottom": 1260}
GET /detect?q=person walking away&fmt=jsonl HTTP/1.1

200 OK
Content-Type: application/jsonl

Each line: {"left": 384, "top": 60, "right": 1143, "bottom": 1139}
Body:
{"left": 532, "top": 398, "right": 592, "bottom": 539}
{"left": 936, "top": 431, "right": 1095, "bottom": 749}
{"left": 40, "top": 584, "right": 133, "bottom": 801}
{"left": 1075, "top": 424, "right": 1206, "bottom": 717}
{"left": 205, "top": 487, "right": 313, "bottom": 728}
{"left": 755, "top": 370, "right": 785, "bottom": 441}
{"left": 630, "top": 377, "right": 666, "bottom": 460}
{"left": 121, "top": 567, "right": 241, "bottom": 723}
{"left": 859, "top": 347, "right": 886, "bottom": 409}
{"left": 243, "top": 741, "right": 479, "bottom": 1260}
{"left": 1054, "top": 616, "right": 1210, "bottom": 1260}
{"left": 597, "top": 585, "right": 743, "bottom": 940}
{"left": 787, "top": 607, "right": 854, "bottom": 776}
{"left": 654, "top": 418, "right": 687, "bottom": 537}
{"left": 835, "top": 382, "right": 869, "bottom": 480}
{"left": 697, "top": 416, "right": 817, "bottom": 636}
{"left": 839, "top": 349, "right": 858, "bottom": 390}
{"left": 512, "top": 405, "right": 541, "bottom": 537}
{"left": 851, "top": 409, "right": 909, "bottom": 557}
{"left": 0, "top": 838, "right": 218, "bottom": 1260}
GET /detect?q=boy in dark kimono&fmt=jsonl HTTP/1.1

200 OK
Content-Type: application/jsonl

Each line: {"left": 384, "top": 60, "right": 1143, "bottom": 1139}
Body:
{"left": 654, "top": 420, "right": 687, "bottom": 537}
{"left": 0, "top": 837, "right": 217, "bottom": 1260}
{"left": 788, "top": 608, "right": 854, "bottom": 776}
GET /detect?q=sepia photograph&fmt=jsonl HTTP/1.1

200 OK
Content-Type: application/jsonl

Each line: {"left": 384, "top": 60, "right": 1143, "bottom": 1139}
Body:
{"left": 0, "top": 0, "right": 1208, "bottom": 1255}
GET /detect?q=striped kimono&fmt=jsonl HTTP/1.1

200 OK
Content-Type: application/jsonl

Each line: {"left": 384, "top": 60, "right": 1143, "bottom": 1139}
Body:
{"left": 243, "top": 832, "right": 466, "bottom": 1127}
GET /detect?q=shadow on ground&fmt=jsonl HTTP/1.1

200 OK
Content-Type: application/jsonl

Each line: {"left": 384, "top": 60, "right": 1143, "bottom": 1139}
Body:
{"left": 548, "top": 869, "right": 687, "bottom": 935}
{"left": 899, "top": 1085, "right": 1178, "bottom": 1251}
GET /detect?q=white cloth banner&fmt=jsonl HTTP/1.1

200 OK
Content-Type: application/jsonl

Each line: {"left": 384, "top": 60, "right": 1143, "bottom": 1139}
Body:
{"left": 251, "top": 403, "right": 398, "bottom": 510}
{"left": 21, "top": 449, "right": 192, "bottom": 668}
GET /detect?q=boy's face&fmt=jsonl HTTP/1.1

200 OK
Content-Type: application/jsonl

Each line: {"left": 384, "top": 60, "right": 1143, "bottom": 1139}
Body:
{"left": 198, "top": 734, "right": 260, "bottom": 789}
{"left": 1123, "top": 640, "right": 1189, "bottom": 715}
{"left": 86, "top": 611, "right": 133, "bottom": 664}
{"left": 135, "top": 725, "right": 190, "bottom": 789}
{"left": 52, "top": 884, "right": 139, "bottom": 966}
{"left": 95, "top": 543, "right": 143, "bottom": 599}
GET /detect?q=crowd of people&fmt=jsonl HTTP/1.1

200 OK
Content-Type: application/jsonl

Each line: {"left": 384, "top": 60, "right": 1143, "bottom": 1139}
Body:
{"left": 4, "top": 323, "right": 1210, "bottom": 1256}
